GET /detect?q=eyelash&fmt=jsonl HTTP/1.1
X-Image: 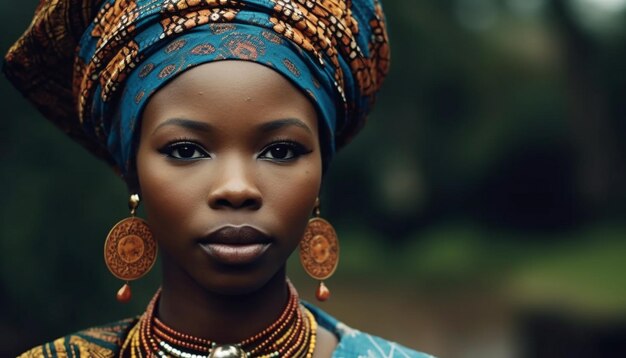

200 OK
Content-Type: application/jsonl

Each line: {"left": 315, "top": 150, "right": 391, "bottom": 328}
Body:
{"left": 158, "top": 138, "right": 210, "bottom": 161}
{"left": 259, "top": 140, "right": 312, "bottom": 162}
{"left": 158, "top": 138, "right": 312, "bottom": 162}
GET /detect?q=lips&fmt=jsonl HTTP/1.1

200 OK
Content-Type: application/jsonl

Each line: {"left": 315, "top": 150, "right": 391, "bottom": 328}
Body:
{"left": 198, "top": 226, "right": 272, "bottom": 265}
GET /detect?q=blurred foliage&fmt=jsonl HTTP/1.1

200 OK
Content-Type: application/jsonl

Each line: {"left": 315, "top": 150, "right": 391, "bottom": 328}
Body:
{"left": 2, "top": 0, "right": 626, "bottom": 356}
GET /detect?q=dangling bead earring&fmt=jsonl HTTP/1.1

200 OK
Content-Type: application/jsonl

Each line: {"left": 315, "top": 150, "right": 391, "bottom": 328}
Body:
{"left": 104, "top": 194, "right": 157, "bottom": 303}
{"left": 299, "top": 198, "right": 339, "bottom": 301}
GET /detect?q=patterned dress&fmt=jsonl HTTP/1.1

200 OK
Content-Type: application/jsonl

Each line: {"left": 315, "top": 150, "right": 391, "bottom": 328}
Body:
{"left": 18, "top": 303, "right": 434, "bottom": 358}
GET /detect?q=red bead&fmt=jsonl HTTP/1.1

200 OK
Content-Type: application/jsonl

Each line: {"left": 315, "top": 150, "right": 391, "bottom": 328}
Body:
{"left": 117, "top": 283, "right": 132, "bottom": 303}
{"left": 316, "top": 282, "right": 330, "bottom": 301}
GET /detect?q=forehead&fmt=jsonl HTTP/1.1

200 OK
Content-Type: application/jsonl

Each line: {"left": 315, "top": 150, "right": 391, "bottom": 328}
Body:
{"left": 140, "top": 60, "right": 319, "bottom": 133}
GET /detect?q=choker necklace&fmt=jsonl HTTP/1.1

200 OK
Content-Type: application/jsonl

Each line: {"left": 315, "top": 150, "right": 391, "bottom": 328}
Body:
{"left": 119, "top": 282, "right": 318, "bottom": 358}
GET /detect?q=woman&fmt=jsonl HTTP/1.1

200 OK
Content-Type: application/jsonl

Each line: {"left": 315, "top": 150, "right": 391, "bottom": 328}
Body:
{"left": 5, "top": 0, "right": 432, "bottom": 356}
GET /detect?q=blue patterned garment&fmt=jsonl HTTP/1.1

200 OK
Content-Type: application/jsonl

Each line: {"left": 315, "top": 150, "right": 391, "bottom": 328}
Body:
{"left": 305, "top": 303, "right": 435, "bottom": 358}
{"left": 4, "top": 0, "right": 391, "bottom": 175}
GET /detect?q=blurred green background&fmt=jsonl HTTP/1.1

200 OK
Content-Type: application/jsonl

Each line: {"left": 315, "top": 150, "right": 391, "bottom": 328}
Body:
{"left": 2, "top": 0, "right": 626, "bottom": 357}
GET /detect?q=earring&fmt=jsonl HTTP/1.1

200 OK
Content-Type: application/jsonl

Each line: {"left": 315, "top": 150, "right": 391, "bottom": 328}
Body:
{"left": 104, "top": 194, "right": 157, "bottom": 303}
{"left": 299, "top": 198, "right": 339, "bottom": 301}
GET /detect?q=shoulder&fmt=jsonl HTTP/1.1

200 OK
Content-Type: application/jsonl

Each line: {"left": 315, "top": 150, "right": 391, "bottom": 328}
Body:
{"left": 18, "top": 317, "right": 137, "bottom": 358}
{"left": 331, "top": 323, "right": 435, "bottom": 358}
{"left": 303, "top": 302, "right": 436, "bottom": 358}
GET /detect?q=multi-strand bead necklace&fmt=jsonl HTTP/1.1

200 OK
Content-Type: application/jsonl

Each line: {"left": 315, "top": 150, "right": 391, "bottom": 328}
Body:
{"left": 119, "top": 283, "right": 317, "bottom": 358}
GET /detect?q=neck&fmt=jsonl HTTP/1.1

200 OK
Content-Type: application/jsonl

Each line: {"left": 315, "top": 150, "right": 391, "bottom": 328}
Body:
{"left": 157, "top": 258, "right": 290, "bottom": 343}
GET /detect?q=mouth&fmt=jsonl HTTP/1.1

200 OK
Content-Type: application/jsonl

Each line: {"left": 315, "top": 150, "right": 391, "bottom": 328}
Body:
{"left": 197, "top": 226, "right": 273, "bottom": 265}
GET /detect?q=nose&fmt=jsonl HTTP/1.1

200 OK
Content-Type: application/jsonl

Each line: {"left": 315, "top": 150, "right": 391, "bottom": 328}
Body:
{"left": 207, "top": 156, "right": 262, "bottom": 210}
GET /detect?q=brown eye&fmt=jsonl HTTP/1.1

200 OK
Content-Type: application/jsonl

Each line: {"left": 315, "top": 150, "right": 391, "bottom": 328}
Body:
{"left": 161, "top": 142, "right": 210, "bottom": 160}
{"left": 268, "top": 145, "right": 290, "bottom": 159}
{"left": 174, "top": 144, "right": 196, "bottom": 158}
{"left": 259, "top": 141, "right": 311, "bottom": 162}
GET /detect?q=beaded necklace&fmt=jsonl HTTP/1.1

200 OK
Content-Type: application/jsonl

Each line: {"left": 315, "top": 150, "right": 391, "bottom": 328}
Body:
{"left": 119, "top": 283, "right": 318, "bottom": 358}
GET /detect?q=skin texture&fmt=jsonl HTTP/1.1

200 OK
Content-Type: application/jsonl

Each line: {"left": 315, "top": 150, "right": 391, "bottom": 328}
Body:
{"left": 136, "top": 60, "right": 337, "bottom": 355}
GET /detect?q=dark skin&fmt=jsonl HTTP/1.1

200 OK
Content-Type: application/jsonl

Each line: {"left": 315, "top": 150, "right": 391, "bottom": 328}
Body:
{"left": 135, "top": 60, "right": 338, "bottom": 357}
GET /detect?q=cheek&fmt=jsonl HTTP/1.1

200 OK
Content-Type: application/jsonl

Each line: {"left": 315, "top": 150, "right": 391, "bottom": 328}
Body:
{"left": 136, "top": 154, "right": 203, "bottom": 238}
{"left": 263, "top": 163, "right": 322, "bottom": 239}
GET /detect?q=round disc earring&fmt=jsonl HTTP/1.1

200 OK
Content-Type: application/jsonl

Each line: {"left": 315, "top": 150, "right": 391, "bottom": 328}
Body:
{"left": 104, "top": 194, "right": 157, "bottom": 303}
{"left": 299, "top": 198, "right": 339, "bottom": 301}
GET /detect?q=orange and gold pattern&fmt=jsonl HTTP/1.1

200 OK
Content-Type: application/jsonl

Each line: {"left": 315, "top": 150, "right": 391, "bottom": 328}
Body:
{"left": 18, "top": 318, "right": 136, "bottom": 357}
{"left": 160, "top": 7, "right": 241, "bottom": 37}
{"left": 77, "top": 0, "right": 142, "bottom": 132}
{"left": 3, "top": 0, "right": 114, "bottom": 165}
{"left": 267, "top": 0, "right": 386, "bottom": 146}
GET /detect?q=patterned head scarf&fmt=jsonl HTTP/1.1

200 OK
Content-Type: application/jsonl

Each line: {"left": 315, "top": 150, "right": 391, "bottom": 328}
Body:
{"left": 4, "top": 0, "right": 390, "bottom": 176}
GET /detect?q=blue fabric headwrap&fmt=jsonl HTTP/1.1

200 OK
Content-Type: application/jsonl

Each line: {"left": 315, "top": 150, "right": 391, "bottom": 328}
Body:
{"left": 4, "top": 0, "right": 390, "bottom": 175}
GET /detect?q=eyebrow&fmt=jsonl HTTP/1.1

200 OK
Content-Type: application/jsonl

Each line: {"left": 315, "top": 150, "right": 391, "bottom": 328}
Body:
{"left": 258, "top": 118, "right": 312, "bottom": 134}
{"left": 153, "top": 118, "right": 214, "bottom": 134}
{"left": 152, "top": 117, "right": 312, "bottom": 135}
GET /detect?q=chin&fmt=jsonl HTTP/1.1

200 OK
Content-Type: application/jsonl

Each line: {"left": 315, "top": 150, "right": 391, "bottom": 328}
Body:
{"left": 194, "top": 266, "right": 283, "bottom": 297}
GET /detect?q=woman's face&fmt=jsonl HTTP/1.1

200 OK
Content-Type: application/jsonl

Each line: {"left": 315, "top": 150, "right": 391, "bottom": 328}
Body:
{"left": 136, "top": 61, "right": 322, "bottom": 295}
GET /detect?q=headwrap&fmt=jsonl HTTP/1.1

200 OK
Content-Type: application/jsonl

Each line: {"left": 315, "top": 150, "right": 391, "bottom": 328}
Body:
{"left": 4, "top": 0, "right": 390, "bottom": 175}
